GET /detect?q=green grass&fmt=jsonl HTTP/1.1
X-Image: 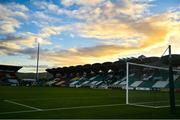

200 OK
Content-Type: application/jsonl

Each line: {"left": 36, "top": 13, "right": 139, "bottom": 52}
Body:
{"left": 0, "top": 86, "right": 180, "bottom": 119}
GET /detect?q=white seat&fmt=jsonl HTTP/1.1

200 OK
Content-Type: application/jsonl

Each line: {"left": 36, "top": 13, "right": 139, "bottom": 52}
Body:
{"left": 130, "top": 81, "right": 143, "bottom": 87}
{"left": 152, "top": 81, "right": 169, "bottom": 88}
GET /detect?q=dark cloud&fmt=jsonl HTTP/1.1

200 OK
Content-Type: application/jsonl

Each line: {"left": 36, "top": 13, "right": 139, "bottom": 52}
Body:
{"left": 0, "top": 34, "right": 24, "bottom": 41}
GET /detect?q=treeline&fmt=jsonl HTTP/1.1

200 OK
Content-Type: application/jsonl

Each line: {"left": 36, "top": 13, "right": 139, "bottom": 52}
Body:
{"left": 46, "top": 56, "right": 160, "bottom": 76}
{"left": 46, "top": 54, "right": 180, "bottom": 77}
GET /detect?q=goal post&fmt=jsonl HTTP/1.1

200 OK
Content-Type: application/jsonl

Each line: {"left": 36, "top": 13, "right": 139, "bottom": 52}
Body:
{"left": 126, "top": 62, "right": 129, "bottom": 104}
{"left": 126, "top": 62, "right": 180, "bottom": 108}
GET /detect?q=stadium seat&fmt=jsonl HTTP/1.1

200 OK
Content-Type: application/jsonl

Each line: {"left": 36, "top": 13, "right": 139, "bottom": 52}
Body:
{"left": 152, "top": 81, "right": 169, "bottom": 88}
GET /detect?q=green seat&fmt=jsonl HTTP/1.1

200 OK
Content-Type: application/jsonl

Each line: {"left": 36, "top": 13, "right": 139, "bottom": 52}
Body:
{"left": 138, "top": 80, "right": 156, "bottom": 88}
{"left": 129, "top": 74, "right": 139, "bottom": 84}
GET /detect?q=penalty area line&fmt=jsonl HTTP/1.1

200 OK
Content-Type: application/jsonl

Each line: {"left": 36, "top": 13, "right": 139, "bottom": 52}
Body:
{"left": 4, "top": 100, "right": 42, "bottom": 111}
{"left": 128, "top": 103, "right": 158, "bottom": 108}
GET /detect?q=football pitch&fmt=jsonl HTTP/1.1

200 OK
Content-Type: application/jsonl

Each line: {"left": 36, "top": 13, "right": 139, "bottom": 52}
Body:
{"left": 0, "top": 86, "right": 180, "bottom": 119}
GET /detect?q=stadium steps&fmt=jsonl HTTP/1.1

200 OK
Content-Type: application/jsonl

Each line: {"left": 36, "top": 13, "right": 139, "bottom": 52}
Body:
{"left": 46, "top": 80, "right": 57, "bottom": 86}
{"left": 94, "top": 75, "right": 106, "bottom": 81}
{"left": 151, "top": 73, "right": 169, "bottom": 81}
{"left": 55, "top": 81, "right": 65, "bottom": 86}
{"left": 128, "top": 73, "right": 139, "bottom": 85}
{"left": 109, "top": 75, "right": 127, "bottom": 88}
{"left": 98, "top": 83, "right": 108, "bottom": 89}
{"left": 81, "top": 81, "right": 90, "bottom": 86}
{"left": 110, "top": 80, "right": 122, "bottom": 87}
{"left": 165, "top": 74, "right": 179, "bottom": 88}
{"left": 90, "top": 81, "right": 100, "bottom": 88}
{"left": 130, "top": 81, "right": 143, "bottom": 87}
{"left": 137, "top": 80, "right": 156, "bottom": 88}
{"left": 152, "top": 81, "right": 169, "bottom": 88}
{"left": 71, "top": 77, "right": 80, "bottom": 81}
{"left": 88, "top": 75, "right": 100, "bottom": 81}
{"left": 142, "top": 75, "right": 153, "bottom": 81}
{"left": 90, "top": 81, "right": 103, "bottom": 88}
{"left": 69, "top": 81, "right": 79, "bottom": 87}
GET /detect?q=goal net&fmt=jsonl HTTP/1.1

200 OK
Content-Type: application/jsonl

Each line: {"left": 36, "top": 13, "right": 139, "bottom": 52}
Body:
{"left": 126, "top": 62, "right": 180, "bottom": 108}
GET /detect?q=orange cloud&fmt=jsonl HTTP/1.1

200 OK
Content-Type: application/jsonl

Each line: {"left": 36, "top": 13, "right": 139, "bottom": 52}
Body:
{"left": 40, "top": 10, "right": 180, "bottom": 67}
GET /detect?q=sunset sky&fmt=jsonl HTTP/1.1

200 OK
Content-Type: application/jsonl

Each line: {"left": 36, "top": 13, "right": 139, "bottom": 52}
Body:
{"left": 0, "top": 0, "right": 180, "bottom": 72}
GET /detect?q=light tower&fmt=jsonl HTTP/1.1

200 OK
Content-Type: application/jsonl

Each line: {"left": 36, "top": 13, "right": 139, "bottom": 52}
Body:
{"left": 35, "top": 37, "right": 42, "bottom": 85}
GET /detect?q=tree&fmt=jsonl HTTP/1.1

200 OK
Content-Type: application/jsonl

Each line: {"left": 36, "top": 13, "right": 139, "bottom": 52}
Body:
{"left": 67, "top": 66, "right": 76, "bottom": 79}
{"left": 74, "top": 65, "right": 83, "bottom": 76}
{"left": 161, "top": 54, "right": 180, "bottom": 66}
{"left": 82, "top": 64, "right": 92, "bottom": 75}
{"left": 101, "top": 62, "right": 112, "bottom": 73}
{"left": 142, "top": 57, "right": 160, "bottom": 64}
{"left": 91, "top": 63, "right": 101, "bottom": 74}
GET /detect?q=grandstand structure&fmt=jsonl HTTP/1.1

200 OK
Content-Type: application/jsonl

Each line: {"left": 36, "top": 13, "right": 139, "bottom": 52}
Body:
{"left": 0, "top": 55, "right": 180, "bottom": 118}
{"left": 46, "top": 55, "right": 180, "bottom": 90}
{"left": 0, "top": 65, "right": 22, "bottom": 86}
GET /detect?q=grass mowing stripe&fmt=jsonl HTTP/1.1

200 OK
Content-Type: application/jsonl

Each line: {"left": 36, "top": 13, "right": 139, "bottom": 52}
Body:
{"left": 130, "top": 100, "right": 169, "bottom": 104}
{"left": 10, "top": 96, "right": 120, "bottom": 101}
{"left": 4, "top": 100, "right": 42, "bottom": 111}
{"left": 0, "top": 103, "right": 126, "bottom": 115}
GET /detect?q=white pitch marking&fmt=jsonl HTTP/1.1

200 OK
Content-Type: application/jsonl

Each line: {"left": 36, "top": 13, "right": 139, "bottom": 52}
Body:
{"left": 155, "top": 104, "right": 180, "bottom": 108}
{"left": 2, "top": 102, "right": 179, "bottom": 115}
{"left": 130, "top": 100, "right": 169, "bottom": 105}
{"left": 4, "top": 100, "right": 42, "bottom": 111}
{"left": 0, "top": 109, "right": 39, "bottom": 115}
{"left": 128, "top": 103, "right": 157, "bottom": 108}
{"left": 128, "top": 100, "right": 180, "bottom": 108}
{"left": 0, "top": 103, "right": 126, "bottom": 115}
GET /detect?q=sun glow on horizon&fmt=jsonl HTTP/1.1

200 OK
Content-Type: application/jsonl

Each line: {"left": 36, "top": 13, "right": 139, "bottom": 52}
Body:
{"left": 0, "top": 0, "right": 180, "bottom": 72}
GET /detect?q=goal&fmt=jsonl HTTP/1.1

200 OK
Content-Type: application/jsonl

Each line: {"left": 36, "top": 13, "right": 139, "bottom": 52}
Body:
{"left": 126, "top": 62, "right": 180, "bottom": 108}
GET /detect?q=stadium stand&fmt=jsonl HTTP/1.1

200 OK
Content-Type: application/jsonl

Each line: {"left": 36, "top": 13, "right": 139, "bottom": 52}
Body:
{"left": 152, "top": 80, "right": 169, "bottom": 88}
{"left": 138, "top": 80, "right": 156, "bottom": 89}
{"left": 69, "top": 81, "right": 79, "bottom": 87}
{"left": 130, "top": 81, "right": 143, "bottom": 88}
{"left": 45, "top": 55, "right": 180, "bottom": 91}
{"left": 46, "top": 80, "right": 57, "bottom": 86}
{"left": 0, "top": 65, "right": 22, "bottom": 86}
